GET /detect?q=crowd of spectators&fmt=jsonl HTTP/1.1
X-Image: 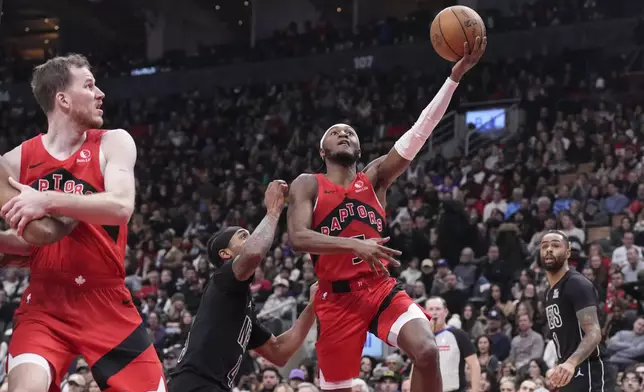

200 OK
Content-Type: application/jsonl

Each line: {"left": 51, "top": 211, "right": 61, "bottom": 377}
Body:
{"left": 0, "top": 13, "right": 643, "bottom": 392}
{"left": 1, "top": 0, "right": 642, "bottom": 83}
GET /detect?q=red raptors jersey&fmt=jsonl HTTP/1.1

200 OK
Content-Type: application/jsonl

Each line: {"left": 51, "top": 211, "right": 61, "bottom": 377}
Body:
{"left": 19, "top": 130, "right": 128, "bottom": 278}
{"left": 311, "top": 172, "right": 387, "bottom": 281}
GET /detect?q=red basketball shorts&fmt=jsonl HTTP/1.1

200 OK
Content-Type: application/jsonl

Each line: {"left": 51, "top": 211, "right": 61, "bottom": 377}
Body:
{"left": 7, "top": 273, "right": 166, "bottom": 392}
{"left": 314, "top": 275, "right": 430, "bottom": 389}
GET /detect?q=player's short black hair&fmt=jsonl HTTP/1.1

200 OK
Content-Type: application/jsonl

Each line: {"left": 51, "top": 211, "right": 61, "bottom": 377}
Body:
{"left": 206, "top": 226, "right": 243, "bottom": 267}
{"left": 543, "top": 230, "right": 570, "bottom": 248}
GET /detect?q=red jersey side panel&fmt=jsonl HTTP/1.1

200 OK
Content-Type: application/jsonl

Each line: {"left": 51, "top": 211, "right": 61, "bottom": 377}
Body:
{"left": 311, "top": 172, "right": 387, "bottom": 281}
{"left": 19, "top": 130, "right": 127, "bottom": 278}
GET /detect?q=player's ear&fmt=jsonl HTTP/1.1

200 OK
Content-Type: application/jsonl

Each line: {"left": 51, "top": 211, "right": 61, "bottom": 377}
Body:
{"left": 56, "top": 92, "right": 70, "bottom": 109}
{"left": 319, "top": 148, "right": 326, "bottom": 160}
{"left": 218, "top": 249, "right": 232, "bottom": 261}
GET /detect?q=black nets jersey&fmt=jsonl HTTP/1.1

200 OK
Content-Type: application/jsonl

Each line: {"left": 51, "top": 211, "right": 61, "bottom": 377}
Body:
{"left": 171, "top": 261, "right": 272, "bottom": 390}
{"left": 545, "top": 270, "right": 605, "bottom": 363}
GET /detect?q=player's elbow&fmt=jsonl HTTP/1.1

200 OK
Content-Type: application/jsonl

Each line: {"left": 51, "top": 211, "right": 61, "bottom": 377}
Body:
{"left": 112, "top": 199, "right": 134, "bottom": 225}
{"left": 288, "top": 229, "right": 308, "bottom": 252}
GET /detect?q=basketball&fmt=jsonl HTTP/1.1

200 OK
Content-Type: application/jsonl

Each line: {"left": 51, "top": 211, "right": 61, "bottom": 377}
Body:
{"left": 430, "top": 6, "right": 486, "bottom": 62}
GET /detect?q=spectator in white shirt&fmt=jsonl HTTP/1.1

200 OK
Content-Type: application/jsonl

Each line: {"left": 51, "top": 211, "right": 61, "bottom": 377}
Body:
{"left": 400, "top": 257, "right": 422, "bottom": 284}
{"left": 622, "top": 248, "right": 644, "bottom": 283}
{"left": 612, "top": 232, "right": 643, "bottom": 269}
{"left": 560, "top": 214, "right": 585, "bottom": 244}
{"left": 483, "top": 189, "right": 508, "bottom": 222}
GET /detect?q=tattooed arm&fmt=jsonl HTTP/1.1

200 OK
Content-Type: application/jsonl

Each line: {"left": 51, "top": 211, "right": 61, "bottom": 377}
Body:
{"left": 232, "top": 180, "right": 288, "bottom": 281}
{"left": 566, "top": 305, "right": 602, "bottom": 367}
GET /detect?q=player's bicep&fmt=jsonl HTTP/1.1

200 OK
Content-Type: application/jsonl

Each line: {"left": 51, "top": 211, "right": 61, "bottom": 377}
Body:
{"left": 576, "top": 306, "right": 601, "bottom": 334}
{"left": 370, "top": 149, "right": 411, "bottom": 190}
{"left": 102, "top": 129, "right": 136, "bottom": 208}
{"left": 287, "top": 175, "right": 315, "bottom": 233}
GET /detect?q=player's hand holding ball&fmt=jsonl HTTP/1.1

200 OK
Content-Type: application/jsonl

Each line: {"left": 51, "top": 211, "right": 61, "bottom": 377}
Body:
{"left": 353, "top": 236, "right": 402, "bottom": 276}
{"left": 429, "top": 6, "right": 487, "bottom": 82}
{"left": 1, "top": 177, "right": 50, "bottom": 237}
{"left": 264, "top": 180, "right": 289, "bottom": 217}
{"left": 547, "top": 362, "right": 575, "bottom": 387}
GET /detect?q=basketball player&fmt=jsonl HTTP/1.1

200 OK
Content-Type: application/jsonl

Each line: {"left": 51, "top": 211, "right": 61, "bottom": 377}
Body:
{"left": 287, "top": 37, "right": 486, "bottom": 392}
{"left": 541, "top": 230, "right": 614, "bottom": 391}
{"left": 425, "top": 297, "right": 480, "bottom": 392}
{"left": 0, "top": 54, "right": 165, "bottom": 392}
{"left": 169, "top": 180, "right": 317, "bottom": 392}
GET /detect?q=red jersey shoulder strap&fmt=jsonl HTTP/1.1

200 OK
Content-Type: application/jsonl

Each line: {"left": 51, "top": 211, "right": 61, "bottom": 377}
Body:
{"left": 19, "top": 134, "right": 45, "bottom": 183}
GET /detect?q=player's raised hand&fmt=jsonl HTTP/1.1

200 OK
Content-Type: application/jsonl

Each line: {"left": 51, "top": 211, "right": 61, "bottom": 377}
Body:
{"left": 547, "top": 362, "right": 575, "bottom": 388}
{"left": 353, "top": 237, "right": 402, "bottom": 276}
{"left": 450, "top": 36, "right": 487, "bottom": 82}
{"left": 264, "top": 180, "right": 288, "bottom": 216}
{"left": 1, "top": 177, "right": 49, "bottom": 237}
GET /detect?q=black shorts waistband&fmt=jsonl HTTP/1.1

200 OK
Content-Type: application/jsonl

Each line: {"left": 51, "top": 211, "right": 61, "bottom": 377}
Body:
{"left": 318, "top": 274, "right": 388, "bottom": 294}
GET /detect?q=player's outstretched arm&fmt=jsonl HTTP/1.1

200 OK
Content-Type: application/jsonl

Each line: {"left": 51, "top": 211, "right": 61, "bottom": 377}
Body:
{"left": 1, "top": 129, "right": 135, "bottom": 234}
{"left": 0, "top": 152, "right": 75, "bottom": 246}
{"left": 232, "top": 180, "right": 288, "bottom": 281}
{"left": 287, "top": 174, "right": 358, "bottom": 254}
{"left": 253, "top": 283, "right": 318, "bottom": 366}
{"left": 366, "top": 37, "right": 487, "bottom": 192}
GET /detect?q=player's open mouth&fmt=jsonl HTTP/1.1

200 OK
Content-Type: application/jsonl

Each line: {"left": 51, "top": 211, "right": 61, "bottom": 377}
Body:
{"left": 338, "top": 141, "right": 350, "bottom": 146}
{"left": 544, "top": 256, "right": 555, "bottom": 262}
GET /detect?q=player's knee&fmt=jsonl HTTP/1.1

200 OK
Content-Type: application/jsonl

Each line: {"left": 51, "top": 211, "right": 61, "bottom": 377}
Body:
{"left": 407, "top": 340, "right": 439, "bottom": 368}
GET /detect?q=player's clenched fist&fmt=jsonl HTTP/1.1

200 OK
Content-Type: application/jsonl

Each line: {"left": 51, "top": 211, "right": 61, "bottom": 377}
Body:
{"left": 264, "top": 180, "right": 288, "bottom": 216}
{"left": 547, "top": 362, "right": 575, "bottom": 388}
{"left": 353, "top": 236, "right": 402, "bottom": 276}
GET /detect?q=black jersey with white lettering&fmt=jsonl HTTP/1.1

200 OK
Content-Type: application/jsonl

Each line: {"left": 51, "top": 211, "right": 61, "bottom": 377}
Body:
{"left": 170, "top": 261, "right": 272, "bottom": 391}
{"left": 544, "top": 270, "right": 614, "bottom": 392}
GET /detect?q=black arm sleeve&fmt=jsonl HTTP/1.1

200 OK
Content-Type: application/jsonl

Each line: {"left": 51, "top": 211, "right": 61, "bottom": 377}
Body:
{"left": 565, "top": 274, "right": 598, "bottom": 312}
{"left": 248, "top": 319, "right": 273, "bottom": 350}
{"left": 452, "top": 327, "right": 476, "bottom": 358}
{"left": 212, "top": 260, "right": 253, "bottom": 294}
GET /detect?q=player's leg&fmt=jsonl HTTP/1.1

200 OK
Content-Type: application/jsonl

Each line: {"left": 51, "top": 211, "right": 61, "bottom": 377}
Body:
{"left": 97, "top": 345, "right": 166, "bottom": 392}
{"left": 315, "top": 289, "right": 368, "bottom": 392}
{"left": 7, "top": 320, "right": 74, "bottom": 392}
{"left": 77, "top": 287, "right": 166, "bottom": 391}
{"left": 372, "top": 285, "right": 441, "bottom": 392}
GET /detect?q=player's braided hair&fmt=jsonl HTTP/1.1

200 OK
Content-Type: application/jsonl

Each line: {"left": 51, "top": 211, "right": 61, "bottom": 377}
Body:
{"left": 545, "top": 230, "right": 570, "bottom": 248}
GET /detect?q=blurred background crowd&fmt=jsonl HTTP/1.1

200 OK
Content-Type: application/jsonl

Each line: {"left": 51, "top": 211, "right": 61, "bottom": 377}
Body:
{"left": 1, "top": 0, "right": 644, "bottom": 391}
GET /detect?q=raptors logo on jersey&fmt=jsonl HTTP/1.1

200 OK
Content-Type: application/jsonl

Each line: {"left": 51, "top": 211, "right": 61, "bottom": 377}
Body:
{"left": 35, "top": 168, "right": 96, "bottom": 194}
{"left": 311, "top": 172, "right": 387, "bottom": 281}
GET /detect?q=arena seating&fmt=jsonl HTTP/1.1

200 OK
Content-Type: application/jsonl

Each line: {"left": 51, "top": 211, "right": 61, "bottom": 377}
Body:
{"left": 0, "top": 1, "right": 644, "bottom": 391}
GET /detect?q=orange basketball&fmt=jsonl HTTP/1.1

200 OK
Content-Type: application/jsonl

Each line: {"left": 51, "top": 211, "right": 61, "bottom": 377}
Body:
{"left": 430, "top": 6, "right": 486, "bottom": 62}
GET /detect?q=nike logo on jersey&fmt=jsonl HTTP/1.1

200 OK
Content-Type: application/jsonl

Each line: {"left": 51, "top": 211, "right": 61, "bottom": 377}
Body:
{"left": 122, "top": 299, "right": 132, "bottom": 305}
{"left": 574, "top": 368, "right": 584, "bottom": 378}
{"left": 324, "top": 190, "right": 336, "bottom": 194}
{"left": 28, "top": 162, "right": 45, "bottom": 169}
